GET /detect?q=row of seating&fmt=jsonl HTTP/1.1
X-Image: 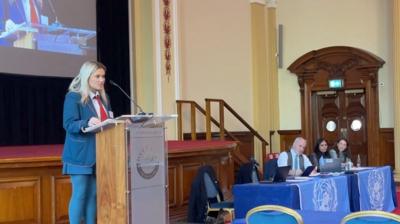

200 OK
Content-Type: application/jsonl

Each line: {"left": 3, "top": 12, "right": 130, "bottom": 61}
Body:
{"left": 246, "top": 205, "right": 400, "bottom": 224}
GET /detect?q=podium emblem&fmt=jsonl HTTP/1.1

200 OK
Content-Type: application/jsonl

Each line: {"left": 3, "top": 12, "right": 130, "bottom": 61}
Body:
{"left": 136, "top": 145, "right": 160, "bottom": 179}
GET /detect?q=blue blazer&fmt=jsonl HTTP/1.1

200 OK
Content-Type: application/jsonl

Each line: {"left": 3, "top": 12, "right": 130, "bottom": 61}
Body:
{"left": 8, "top": 0, "right": 26, "bottom": 24}
{"left": 62, "top": 91, "right": 111, "bottom": 166}
{"left": 0, "top": 1, "right": 23, "bottom": 46}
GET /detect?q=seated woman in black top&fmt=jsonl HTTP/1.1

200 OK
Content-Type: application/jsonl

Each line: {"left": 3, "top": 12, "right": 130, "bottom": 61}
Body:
{"left": 309, "top": 138, "right": 331, "bottom": 168}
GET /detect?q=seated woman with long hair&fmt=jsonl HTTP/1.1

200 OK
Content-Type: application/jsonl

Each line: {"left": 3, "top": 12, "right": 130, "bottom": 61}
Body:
{"left": 310, "top": 138, "right": 331, "bottom": 168}
{"left": 329, "top": 138, "right": 352, "bottom": 163}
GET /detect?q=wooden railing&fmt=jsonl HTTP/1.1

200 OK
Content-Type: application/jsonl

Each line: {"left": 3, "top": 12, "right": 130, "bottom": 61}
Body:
{"left": 176, "top": 99, "right": 269, "bottom": 165}
{"left": 177, "top": 100, "right": 239, "bottom": 141}
{"left": 205, "top": 98, "right": 269, "bottom": 162}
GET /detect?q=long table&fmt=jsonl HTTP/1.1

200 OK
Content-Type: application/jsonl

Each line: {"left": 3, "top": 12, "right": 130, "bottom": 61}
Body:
{"left": 233, "top": 166, "right": 396, "bottom": 219}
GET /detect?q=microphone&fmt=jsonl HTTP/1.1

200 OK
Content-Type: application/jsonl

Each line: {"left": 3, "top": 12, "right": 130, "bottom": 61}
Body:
{"left": 109, "top": 80, "right": 145, "bottom": 114}
{"left": 45, "top": 0, "right": 61, "bottom": 26}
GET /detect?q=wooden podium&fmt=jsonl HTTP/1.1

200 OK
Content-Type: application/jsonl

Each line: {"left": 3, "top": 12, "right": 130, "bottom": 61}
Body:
{"left": 92, "top": 115, "right": 176, "bottom": 224}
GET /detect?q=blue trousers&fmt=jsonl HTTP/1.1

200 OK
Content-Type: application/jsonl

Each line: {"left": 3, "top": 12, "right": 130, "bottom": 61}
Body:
{"left": 69, "top": 174, "right": 97, "bottom": 224}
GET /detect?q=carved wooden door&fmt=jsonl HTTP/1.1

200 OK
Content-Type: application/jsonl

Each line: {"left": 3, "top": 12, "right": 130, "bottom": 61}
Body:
{"left": 313, "top": 89, "right": 367, "bottom": 165}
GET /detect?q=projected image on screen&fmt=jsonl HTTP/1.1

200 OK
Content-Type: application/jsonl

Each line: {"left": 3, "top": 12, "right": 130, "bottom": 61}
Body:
{"left": 0, "top": 0, "right": 97, "bottom": 77}
{"left": 0, "top": 0, "right": 95, "bottom": 55}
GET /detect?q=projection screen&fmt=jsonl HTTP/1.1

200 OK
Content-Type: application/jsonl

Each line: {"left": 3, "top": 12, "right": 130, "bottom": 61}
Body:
{"left": 0, "top": 0, "right": 97, "bottom": 77}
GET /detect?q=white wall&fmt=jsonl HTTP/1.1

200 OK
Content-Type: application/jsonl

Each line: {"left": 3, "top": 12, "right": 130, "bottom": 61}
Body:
{"left": 277, "top": 0, "right": 393, "bottom": 129}
{"left": 178, "top": 0, "right": 253, "bottom": 132}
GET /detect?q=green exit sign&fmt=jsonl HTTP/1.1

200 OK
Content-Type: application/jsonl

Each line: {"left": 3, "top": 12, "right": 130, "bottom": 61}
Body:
{"left": 329, "top": 79, "right": 344, "bottom": 88}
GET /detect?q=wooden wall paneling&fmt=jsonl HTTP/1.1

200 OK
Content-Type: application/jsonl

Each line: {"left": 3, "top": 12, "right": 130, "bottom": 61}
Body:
{"left": 0, "top": 142, "right": 237, "bottom": 223}
{"left": 168, "top": 143, "right": 237, "bottom": 221}
{"left": 184, "top": 131, "right": 254, "bottom": 160}
{"left": 363, "top": 74, "right": 379, "bottom": 166}
{"left": 217, "top": 153, "right": 233, "bottom": 199}
{"left": 52, "top": 176, "right": 71, "bottom": 224}
{"left": 288, "top": 46, "right": 384, "bottom": 165}
{"left": 303, "top": 78, "right": 315, "bottom": 154}
{"left": 278, "top": 130, "right": 302, "bottom": 152}
{"left": 181, "top": 162, "right": 201, "bottom": 205}
{"left": 0, "top": 156, "right": 66, "bottom": 224}
{"left": 0, "top": 176, "right": 41, "bottom": 223}
{"left": 379, "top": 128, "right": 395, "bottom": 167}
{"left": 168, "top": 165, "right": 178, "bottom": 208}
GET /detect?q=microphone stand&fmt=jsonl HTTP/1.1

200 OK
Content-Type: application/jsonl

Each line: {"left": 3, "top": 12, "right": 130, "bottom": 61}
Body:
{"left": 109, "top": 80, "right": 145, "bottom": 114}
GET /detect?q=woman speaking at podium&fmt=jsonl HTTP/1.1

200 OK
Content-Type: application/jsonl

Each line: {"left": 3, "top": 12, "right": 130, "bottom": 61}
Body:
{"left": 62, "top": 61, "right": 111, "bottom": 224}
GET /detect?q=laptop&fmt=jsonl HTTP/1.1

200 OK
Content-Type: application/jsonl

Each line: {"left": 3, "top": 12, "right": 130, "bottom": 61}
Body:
{"left": 273, "top": 166, "right": 291, "bottom": 182}
{"left": 260, "top": 166, "right": 291, "bottom": 183}
{"left": 319, "top": 158, "right": 342, "bottom": 173}
{"left": 301, "top": 165, "right": 316, "bottom": 177}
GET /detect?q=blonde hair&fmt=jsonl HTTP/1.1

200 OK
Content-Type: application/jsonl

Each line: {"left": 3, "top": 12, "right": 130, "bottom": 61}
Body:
{"left": 68, "top": 61, "right": 108, "bottom": 105}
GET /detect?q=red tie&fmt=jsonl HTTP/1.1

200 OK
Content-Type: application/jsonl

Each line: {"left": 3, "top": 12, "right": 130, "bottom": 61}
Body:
{"left": 95, "top": 95, "right": 108, "bottom": 121}
{"left": 29, "top": 0, "right": 39, "bottom": 24}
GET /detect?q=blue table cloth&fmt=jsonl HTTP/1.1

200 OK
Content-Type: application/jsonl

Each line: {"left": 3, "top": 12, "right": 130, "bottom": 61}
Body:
{"left": 233, "top": 182, "right": 300, "bottom": 219}
{"left": 233, "top": 175, "right": 349, "bottom": 218}
{"left": 347, "top": 166, "right": 397, "bottom": 211}
{"left": 357, "top": 166, "right": 395, "bottom": 211}
{"left": 233, "top": 210, "right": 349, "bottom": 224}
{"left": 233, "top": 166, "right": 397, "bottom": 219}
{"left": 296, "top": 174, "right": 350, "bottom": 212}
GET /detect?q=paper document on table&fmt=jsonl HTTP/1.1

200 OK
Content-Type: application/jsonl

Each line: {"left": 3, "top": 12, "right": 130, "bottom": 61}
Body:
{"left": 286, "top": 179, "right": 309, "bottom": 183}
{"left": 350, "top": 167, "right": 372, "bottom": 171}
{"left": 82, "top": 119, "right": 123, "bottom": 133}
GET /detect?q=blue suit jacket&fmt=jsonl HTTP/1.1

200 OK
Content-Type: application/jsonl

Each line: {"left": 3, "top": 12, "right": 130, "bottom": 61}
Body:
{"left": 0, "top": 1, "right": 5, "bottom": 31}
{"left": 8, "top": 0, "right": 26, "bottom": 25}
{"left": 62, "top": 91, "right": 111, "bottom": 166}
{"left": 0, "top": 1, "right": 21, "bottom": 46}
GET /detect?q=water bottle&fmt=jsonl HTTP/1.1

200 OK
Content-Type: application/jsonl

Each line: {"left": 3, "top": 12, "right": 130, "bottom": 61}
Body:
{"left": 345, "top": 158, "right": 352, "bottom": 171}
{"left": 345, "top": 161, "right": 350, "bottom": 171}
{"left": 356, "top": 154, "right": 361, "bottom": 167}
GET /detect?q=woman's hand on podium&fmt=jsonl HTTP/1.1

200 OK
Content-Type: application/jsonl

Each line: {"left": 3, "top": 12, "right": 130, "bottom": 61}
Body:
{"left": 125, "top": 119, "right": 132, "bottom": 125}
{"left": 88, "top": 117, "right": 101, "bottom": 126}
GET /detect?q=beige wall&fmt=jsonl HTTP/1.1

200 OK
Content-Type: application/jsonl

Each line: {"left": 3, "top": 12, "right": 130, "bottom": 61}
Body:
{"left": 133, "top": 0, "right": 394, "bottom": 135}
{"left": 178, "top": 0, "right": 253, "bottom": 132}
{"left": 277, "top": 0, "right": 393, "bottom": 129}
{"left": 134, "top": 0, "right": 156, "bottom": 112}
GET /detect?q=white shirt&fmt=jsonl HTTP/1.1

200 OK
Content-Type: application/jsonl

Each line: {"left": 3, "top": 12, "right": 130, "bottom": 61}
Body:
{"left": 89, "top": 91, "right": 106, "bottom": 119}
{"left": 21, "top": 0, "right": 39, "bottom": 24}
{"left": 277, "top": 149, "right": 312, "bottom": 169}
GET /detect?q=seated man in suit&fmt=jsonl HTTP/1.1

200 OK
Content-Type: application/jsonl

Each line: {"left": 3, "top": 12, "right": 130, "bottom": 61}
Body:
{"left": 277, "top": 137, "right": 315, "bottom": 176}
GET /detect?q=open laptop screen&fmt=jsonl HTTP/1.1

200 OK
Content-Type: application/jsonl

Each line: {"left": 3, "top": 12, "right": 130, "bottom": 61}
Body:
{"left": 320, "top": 158, "right": 342, "bottom": 173}
{"left": 273, "top": 166, "right": 291, "bottom": 182}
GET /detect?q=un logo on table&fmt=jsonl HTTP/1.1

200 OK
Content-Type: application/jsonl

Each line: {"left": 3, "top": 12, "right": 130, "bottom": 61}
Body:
{"left": 313, "top": 179, "right": 338, "bottom": 211}
{"left": 367, "top": 169, "right": 384, "bottom": 210}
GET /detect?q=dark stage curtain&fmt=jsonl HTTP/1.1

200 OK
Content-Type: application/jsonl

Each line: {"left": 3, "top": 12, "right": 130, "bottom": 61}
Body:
{"left": 0, "top": 0, "right": 130, "bottom": 146}
{"left": 0, "top": 74, "right": 71, "bottom": 145}
{"left": 97, "top": 0, "right": 131, "bottom": 118}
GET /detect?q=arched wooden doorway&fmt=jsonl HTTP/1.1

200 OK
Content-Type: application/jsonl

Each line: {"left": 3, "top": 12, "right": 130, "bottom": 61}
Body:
{"left": 288, "top": 46, "right": 384, "bottom": 166}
